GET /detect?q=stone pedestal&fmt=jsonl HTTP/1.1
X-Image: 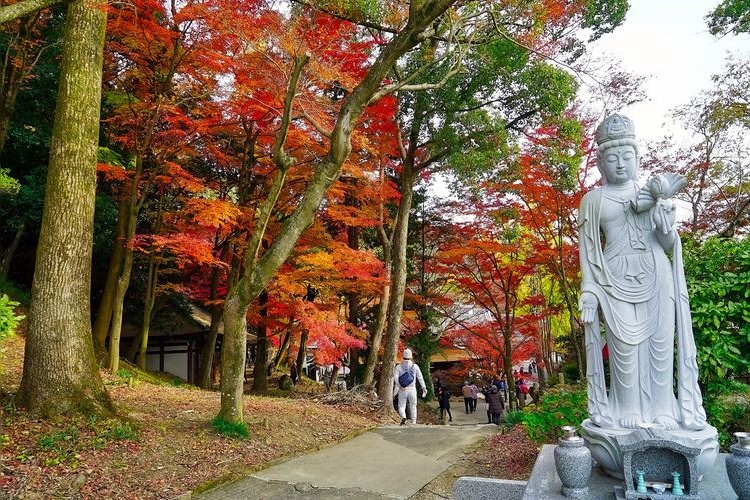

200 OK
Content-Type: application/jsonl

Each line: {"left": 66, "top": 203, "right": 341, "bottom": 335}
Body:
{"left": 580, "top": 419, "right": 719, "bottom": 480}
{"left": 615, "top": 428, "right": 702, "bottom": 499}
{"left": 521, "top": 445, "right": 737, "bottom": 500}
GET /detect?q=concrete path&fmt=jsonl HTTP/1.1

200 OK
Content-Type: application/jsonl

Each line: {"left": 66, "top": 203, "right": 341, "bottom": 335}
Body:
{"left": 196, "top": 418, "right": 497, "bottom": 500}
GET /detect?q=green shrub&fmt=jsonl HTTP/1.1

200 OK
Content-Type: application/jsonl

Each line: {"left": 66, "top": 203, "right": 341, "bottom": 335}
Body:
{"left": 0, "top": 279, "right": 29, "bottom": 305}
{"left": 561, "top": 363, "right": 580, "bottom": 383}
{"left": 212, "top": 416, "right": 250, "bottom": 440}
{"left": 684, "top": 236, "right": 750, "bottom": 384}
{"left": 0, "top": 294, "right": 24, "bottom": 339}
{"left": 704, "top": 380, "right": 750, "bottom": 450}
{"left": 522, "top": 385, "right": 588, "bottom": 443}
{"left": 503, "top": 409, "right": 524, "bottom": 428}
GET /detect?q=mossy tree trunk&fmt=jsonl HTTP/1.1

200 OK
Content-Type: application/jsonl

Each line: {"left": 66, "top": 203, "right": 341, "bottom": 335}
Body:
{"left": 15, "top": 0, "right": 113, "bottom": 417}
{"left": 377, "top": 164, "right": 416, "bottom": 403}
{"left": 363, "top": 160, "right": 392, "bottom": 386}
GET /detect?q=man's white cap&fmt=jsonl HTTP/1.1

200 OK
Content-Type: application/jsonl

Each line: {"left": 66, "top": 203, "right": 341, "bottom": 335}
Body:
{"left": 403, "top": 348, "right": 412, "bottom": 360}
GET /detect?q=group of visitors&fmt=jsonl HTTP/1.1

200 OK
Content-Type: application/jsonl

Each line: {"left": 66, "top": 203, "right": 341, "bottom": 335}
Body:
{"left": 442, "top": 376, "right": 508, "bottom": 425}
{"left": 392, "top": 349, "right": 536, "bottom": 426}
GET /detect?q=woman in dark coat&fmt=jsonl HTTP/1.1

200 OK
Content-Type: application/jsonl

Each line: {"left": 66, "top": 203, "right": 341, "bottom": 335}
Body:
{"left": 438, "top": 386, "right": 452, "bottom": 422}
{"left": 486, "top": 385, "right": 504, "bottom": 425}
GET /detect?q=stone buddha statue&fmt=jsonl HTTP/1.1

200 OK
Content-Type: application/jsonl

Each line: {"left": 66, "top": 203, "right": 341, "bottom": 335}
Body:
{"left": 577, "top": 113, "right": 718, "bottom": 478}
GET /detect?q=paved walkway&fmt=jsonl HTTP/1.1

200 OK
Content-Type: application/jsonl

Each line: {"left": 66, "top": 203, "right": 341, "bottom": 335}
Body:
{"left": 196, "top": 408, "right": 497, "bottom": 500}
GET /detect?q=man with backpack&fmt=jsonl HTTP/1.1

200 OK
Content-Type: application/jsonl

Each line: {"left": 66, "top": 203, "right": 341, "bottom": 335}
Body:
{"left": 393, "top": 348, "right": 427, "bottom": 425}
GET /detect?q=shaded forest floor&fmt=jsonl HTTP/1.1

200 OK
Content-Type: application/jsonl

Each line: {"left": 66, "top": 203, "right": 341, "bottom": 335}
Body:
{"left": 0, "top": 333, "right": 537, "bottom": 499}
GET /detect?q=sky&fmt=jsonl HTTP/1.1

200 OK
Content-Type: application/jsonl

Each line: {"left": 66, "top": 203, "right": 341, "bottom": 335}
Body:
{"left": 588, "top": 0, "right": 748, "bottom": 145}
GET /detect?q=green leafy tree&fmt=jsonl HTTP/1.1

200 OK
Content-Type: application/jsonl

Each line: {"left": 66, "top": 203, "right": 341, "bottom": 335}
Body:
{"left": 373, "top": 6, "right": 604, "bottom": 404}
{"left": 707, "top": 0, "right": 750, "bottom": 36}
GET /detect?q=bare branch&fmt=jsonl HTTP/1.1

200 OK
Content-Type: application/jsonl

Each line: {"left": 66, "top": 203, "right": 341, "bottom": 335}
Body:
{"left": 274, "top": 53, "right": 310, "bottom": 171}
{"left": 297, "top": 109, "right": 332, "bottom": 139}
{"left": 369, "top": 12, "right": 468, "bottom": 103}
{"left": 290, "top": 0, "right": 399, "bottom": 34}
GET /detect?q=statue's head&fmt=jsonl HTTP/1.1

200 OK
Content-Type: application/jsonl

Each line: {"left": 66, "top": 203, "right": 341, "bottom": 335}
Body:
{"left": 596, "top": 113, "right": 639, "bottom": 185}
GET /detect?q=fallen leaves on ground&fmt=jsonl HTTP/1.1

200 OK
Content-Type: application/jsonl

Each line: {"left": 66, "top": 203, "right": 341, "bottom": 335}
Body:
{"left": 471, "top": 424, "right": 541, "bottom": 480}
{"left": 0, "top": 335, "right": 394, "bottom": 499}
{"left": 0, "top": 333, "right": 521, "bottom": 499}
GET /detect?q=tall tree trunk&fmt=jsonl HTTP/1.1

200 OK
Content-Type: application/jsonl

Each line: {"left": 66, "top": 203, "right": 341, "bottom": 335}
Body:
{"left": 377, "top": 165, "right": 416, "bottom": 403}
{"left": 15, "top": 0, "right": 113, "bottom": 417}
{"left": 107, "top": 274, "right": 129, "bottom": 372}
{"left": 503, "top": 335, "right": 516, "bottom": 411}
{"left": 0, "top": 222, "right": 23, "bottom": 280}
{"left": 363, "top": 158, "right": 393, "bottom": 386}
{"left": 250, "top": 291, "right": 269, "bottom": 393}
{"left": 327, "top": 364, "right": 341, "bottom": 392}
{"left": 92, "top": 196, "right": 127, "bottom": 353}
{"left": 107, "top": 157, "right": 142, "bottom": 372}
{"left": 198, "top": 262, "right": 225, "bottom": 389}
{"left": 220, "top": 291, "right": 250, "bottom": 420}
{"left": 362, "top": 272, "right": 389, "bottom": 386}
{"left": 136, "top": 195, "right": 163, "bottom": 370}
{"left": 273, "top": 328, "right": 292, "bottom": 369}
{"left": 137, "top": 254, "right": 159, "bottom": 369}
{"left": 198, "top": 307, "right": 222, "bottom": 389}
{"left": 294, "top": 329, "right": 309, "bottom": 382}
{"left": 345, "top": 209, "right": 362, "bottom": 384}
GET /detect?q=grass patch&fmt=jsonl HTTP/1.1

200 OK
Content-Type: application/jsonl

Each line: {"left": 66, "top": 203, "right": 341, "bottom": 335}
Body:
{"left": 36, "top": 428, "right": 82, "bottom": 467}
{"left": 110, "top": 422, "right": 137, "bottom": 440}
{"left": 88, "top": 418, "right": 139, "bottom": 445}
{"left": 108, "top": 360, "right": 196, "bottom": 389}
{"left": 38, "top": 428, "right": 79, "bottom": 450}
{"left": 212, "top": 416, "right": 250, "bottom": 440}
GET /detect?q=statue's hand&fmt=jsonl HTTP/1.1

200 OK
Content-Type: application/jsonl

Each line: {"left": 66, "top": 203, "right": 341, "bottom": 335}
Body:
{"left": 653, "top": 198, "right": 677, "bottom": 234}
{"left": 579, "top": 292, "right": 599, "bottom": 324}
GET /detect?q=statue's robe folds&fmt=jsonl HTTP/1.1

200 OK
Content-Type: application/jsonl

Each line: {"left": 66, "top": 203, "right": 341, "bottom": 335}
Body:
{"left": 578, "top": 185, "right": 707, "bottom": 430}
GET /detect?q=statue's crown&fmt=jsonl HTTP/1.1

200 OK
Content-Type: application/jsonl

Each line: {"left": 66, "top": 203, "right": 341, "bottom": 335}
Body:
{"left": 595, "top": 113, "right": 635, "bottom": 145}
